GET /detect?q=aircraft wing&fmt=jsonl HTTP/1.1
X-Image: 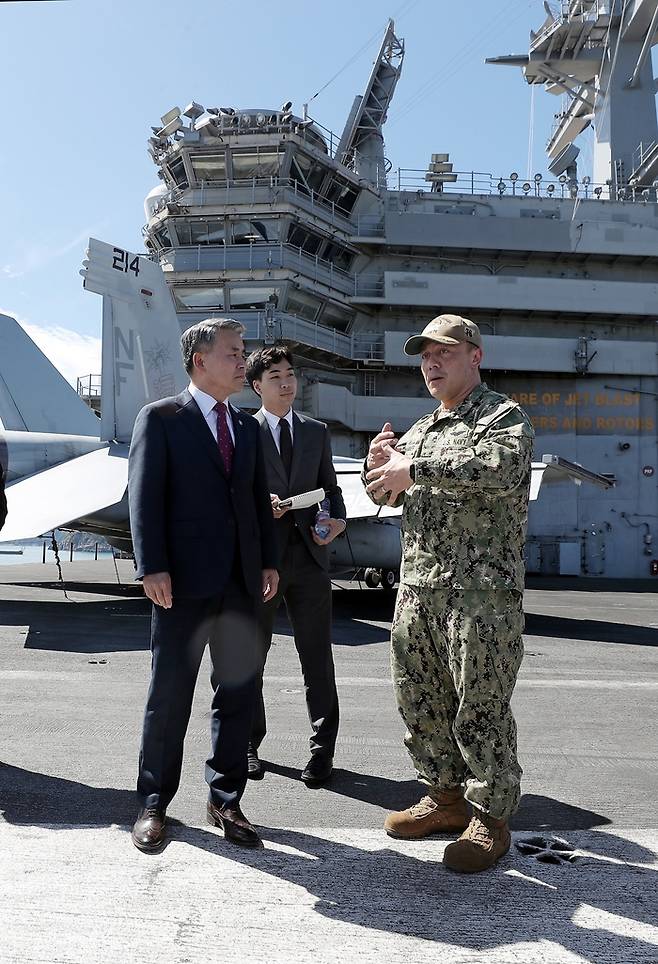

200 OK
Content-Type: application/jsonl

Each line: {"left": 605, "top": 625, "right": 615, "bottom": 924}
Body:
{"left": 530, "top": 455, "right": 614, "bottom": 501}
{"left": 335, "top": 454, "right": 613, "bottom": 514}
{"left": 1, "top": 444, "right": 128, "bottom": 542}
{"left": 334, "top": 457, "right": 402, "bottom": 519}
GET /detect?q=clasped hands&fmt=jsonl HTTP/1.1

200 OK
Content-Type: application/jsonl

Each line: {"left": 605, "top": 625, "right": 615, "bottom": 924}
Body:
{"left": 365, "top": 421, "right": 413, "bottom": 506}
{"left": 270, "top": 494, "right": 345, "bottom": 546}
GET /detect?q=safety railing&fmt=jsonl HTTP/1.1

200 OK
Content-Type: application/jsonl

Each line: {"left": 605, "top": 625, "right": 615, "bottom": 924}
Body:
{"left": 388, "top": 169, "right": 658, "bottom": 203}
{"left": 158, "top": 242, "right": 355, "bottom": 295}
{"left": 146, "top": 177, "right": 357, "bottom": 227}
{"left": 353, "top": 274, "right": 386, "bottom": 298}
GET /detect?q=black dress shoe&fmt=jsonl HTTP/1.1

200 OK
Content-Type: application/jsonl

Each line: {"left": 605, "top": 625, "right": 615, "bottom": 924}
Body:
{"left": 247, "top": 744, "right": 264, "bottom": 780}
{"left": 207, "top": 801, "right": 261, "bottom": 848}
{"left": 301, "top": 755, "right": 333, "bottom": 787}
{"left": 131, "top": 807, "right": 167, "bottom": 853}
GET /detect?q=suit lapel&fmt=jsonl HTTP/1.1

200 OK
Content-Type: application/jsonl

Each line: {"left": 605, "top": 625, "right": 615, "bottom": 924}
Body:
{"left": 177, "top": 390, "right": 227, "bottom": 478}
{"left": 257, "top": 409, "right": 289, "bottom": 488}
{"left": 289, "top": 411, "right": 306, "bottom": 490}
{"left": 229, "top": 401, "right": 248, "bottom": 479}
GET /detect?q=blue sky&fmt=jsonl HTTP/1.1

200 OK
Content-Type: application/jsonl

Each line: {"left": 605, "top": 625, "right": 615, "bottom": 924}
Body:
{"left": 0, "top": 0, "right": 561, "bottom": 382}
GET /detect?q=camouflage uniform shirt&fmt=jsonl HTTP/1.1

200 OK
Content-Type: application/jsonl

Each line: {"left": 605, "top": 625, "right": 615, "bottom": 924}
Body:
{"left": 371, "top": 383, "right": 534, "bottom": 592}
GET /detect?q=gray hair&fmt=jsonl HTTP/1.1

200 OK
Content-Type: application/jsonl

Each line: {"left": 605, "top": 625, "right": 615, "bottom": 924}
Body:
{"left": 180, "top": 318, "right": 246, "bottom": 374}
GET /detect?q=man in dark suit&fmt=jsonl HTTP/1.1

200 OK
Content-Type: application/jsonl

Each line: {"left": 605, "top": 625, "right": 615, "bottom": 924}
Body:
{"left": 245, "top": 346, "right": 346, "bottom": 786}
{"left": 128, "top": 318, "right": 278, "bottom": 853}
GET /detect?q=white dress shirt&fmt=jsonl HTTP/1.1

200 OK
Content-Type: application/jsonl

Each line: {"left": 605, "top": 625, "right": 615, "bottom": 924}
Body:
{"left": 261, "top": 406, "right": 294, "bottom": 455}
{"left": 188, "top": 382, "right": 236, "bottom": 444}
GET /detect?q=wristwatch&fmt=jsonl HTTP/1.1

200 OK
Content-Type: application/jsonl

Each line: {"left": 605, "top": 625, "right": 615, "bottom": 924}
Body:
{"left": 409, "top": 460, "right": 416, "bottom": 483}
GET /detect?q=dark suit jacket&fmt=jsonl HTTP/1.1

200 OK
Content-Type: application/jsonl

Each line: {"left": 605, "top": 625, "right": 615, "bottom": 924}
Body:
{"left": 257, "top": 409, "right": 346, "bottom": 572}
{"left": 129, "top": 390, "right": 277, "bottom": 599}
{"left": 0, "top": 466, "right": 6, "bottom": 532}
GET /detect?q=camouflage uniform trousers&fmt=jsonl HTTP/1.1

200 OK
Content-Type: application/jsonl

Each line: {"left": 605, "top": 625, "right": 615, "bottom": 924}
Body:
{"left": 391, "top": 583, "right": 524, "bottom": 820}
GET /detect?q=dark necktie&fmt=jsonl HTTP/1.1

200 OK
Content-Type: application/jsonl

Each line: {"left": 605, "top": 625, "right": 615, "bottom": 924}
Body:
{"left": 279, "top": 417, "right": 293, "bottom": 479}
{"left": 214, "top": 401, "right": 234, "bottom": 475}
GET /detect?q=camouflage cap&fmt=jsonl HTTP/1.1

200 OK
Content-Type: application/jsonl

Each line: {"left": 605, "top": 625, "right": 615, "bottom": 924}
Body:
{"left": 403, "top": 314, "right": 482, "bottom": 355}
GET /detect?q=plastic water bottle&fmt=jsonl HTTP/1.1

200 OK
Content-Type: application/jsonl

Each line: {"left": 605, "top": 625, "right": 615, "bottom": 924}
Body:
{"left": 314, "top": 498, "right": 331, "bottom": 539}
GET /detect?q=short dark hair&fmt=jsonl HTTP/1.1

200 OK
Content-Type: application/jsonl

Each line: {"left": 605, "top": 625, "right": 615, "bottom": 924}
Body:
{"left": 180, "top": 318, "right": 246, "bottom": 374}
{"left": 245, "top": 345, "right": 294, "bottom": 390}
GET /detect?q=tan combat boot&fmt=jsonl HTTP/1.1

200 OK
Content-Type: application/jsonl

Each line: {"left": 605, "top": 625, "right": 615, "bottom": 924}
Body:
{"left": 384, "top": 788, "right": 469, "bottom": 839}
{"left": 442, "top": 811, "right": 511, "bottom": 873}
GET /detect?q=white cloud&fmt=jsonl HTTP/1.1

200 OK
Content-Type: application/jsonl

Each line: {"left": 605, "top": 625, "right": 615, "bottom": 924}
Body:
{"left": 2, "top": 224, "right": 107, "bottom": 280}
{"left": 1, "top": 309, "right": 101, "bottom": 387}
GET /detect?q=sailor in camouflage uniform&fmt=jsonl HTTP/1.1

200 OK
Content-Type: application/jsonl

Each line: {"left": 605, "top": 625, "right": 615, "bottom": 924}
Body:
{"left": 363, "top": 314, "right": 534, "bottom": 873}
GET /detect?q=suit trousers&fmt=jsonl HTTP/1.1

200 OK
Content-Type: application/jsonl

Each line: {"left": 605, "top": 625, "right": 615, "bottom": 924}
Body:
{"left": 137, "top": 577, "right": 260, "bottom": 810}
{"left": 251, "top": 537, "right": 339, "bottom": 757}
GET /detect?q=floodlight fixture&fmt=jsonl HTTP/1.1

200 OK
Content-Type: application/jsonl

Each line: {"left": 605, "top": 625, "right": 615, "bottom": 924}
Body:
{"left": 240, "top": 113, "right": 252, "bottom": 126}
{"left": 522, "top": 182, "right": 531, "bottom": 193}
{"left": 206, "top": 107, "right": 220, "bottom": 116}
{"left": 497, "top": 180, "right": 506, "bottom": 194}
{"left": 582, "top": 175, "right": 591, "bottom": 185}
{"left": 281, "top": 100, "right": 293, "bottom": 112}
{"left": 195, "top": 115, "right": 222, "bottom": 137}
{"left": 159, "top": 117, "right": 183, "bottom": 138}
{"left": 510, "top": 172, "right": 519, "bottom": 181}
{"left": 547, "top": 183, "right": 555, "bottom": 194}
{"left": 559, "top": 175, "right": 568, "bottom": 184}
{"left": 160, "top": 107, "right": 181, "bottom": 127}
{"left": 534, "top": 173, "right": 542, "bottom": 182}
{"left": 594, "top": 186, "right": 603, "bottom": 198}
{"left": 183, "top": 102, "right": 205, "bottom": 120}
{"left": 220, "top": 107, "right": 236, "bottom": 115}
{"left": 281, "top": 111, "right": 293, "bottom": 123}
{"left": 548, "top": 143, "right": 580, "bottom": 178}
{"left": 256, "top": 112, "right": 267, "bottom": 126}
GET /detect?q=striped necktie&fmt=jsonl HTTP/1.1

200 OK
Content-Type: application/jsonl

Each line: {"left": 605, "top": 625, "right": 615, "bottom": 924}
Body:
{"left": 214, "top": 401, "right": 234, "bottom": 475}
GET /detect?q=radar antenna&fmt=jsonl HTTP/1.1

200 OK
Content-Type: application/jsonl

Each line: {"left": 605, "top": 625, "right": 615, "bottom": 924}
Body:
{"left": 336, "top": 19, "right": 404, "bottom": 188}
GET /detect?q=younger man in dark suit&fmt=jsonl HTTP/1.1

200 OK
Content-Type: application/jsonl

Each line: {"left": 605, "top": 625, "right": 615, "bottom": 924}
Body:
{"left": 128, "top": 319, "right": 278, "bottom": 853}
{"left": 245, "top": 346, "right": 346, "bottom": 786}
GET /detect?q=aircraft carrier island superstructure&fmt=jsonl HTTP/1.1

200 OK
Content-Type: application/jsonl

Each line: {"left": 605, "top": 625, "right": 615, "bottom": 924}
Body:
{"left": 139, "top": 3, "right": 658, "bottom": 581}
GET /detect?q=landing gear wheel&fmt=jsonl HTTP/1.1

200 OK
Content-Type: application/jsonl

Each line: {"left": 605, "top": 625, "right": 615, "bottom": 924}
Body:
{"left": 380, "top": 569, "right": 397, "bottom": 591}
{"left": 364, "top": 567, "right": 381, "bottom": 588}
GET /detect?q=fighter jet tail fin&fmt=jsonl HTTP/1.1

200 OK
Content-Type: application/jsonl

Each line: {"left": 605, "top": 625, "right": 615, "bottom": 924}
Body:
{"left": 0, "top": 313, "right": 101, "bottom": 436}
{"left": 81, "top": 238, "right": 186, "bottom": 443}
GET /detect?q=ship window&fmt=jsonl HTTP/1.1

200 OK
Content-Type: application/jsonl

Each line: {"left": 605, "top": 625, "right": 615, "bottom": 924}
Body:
{"left": 152, "top": 226, "right": 171, "bottom": 250}
{"left": 191, "top": 153, "right": 227, "bottom": 182}
{"left": 172, "top": 286, "right": 225, "bottom": 310}
{"left": 231, "top": 150, "right": 281, "bottom": 179}
{"left": 174, "top": 221, "right": 226, "bottom": 245}
{"left": 228, "top": 285, "right": 279, "bottom": 309}
{"left": 167, "top": 156, "right": 189, "bottom": 189}
{"left": 319, "top": 301, "right": 354, "bottom": 331}
{"left": 321, "top": 241, "right": 354, "bottom": 271}
{"left": 287, "top": 224, "right": 322, "bottom": 255}
{"left": 232, "top": 219, "right": 280, "bottom": 243}
{"left": 322, "top": 176, "right": 358, "bottom": 214}
{"left": 291, "top": 153, "right": 326, "bottom": 193}
{"left": 285, "top": 288, "right": 322, "bottom": 322}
